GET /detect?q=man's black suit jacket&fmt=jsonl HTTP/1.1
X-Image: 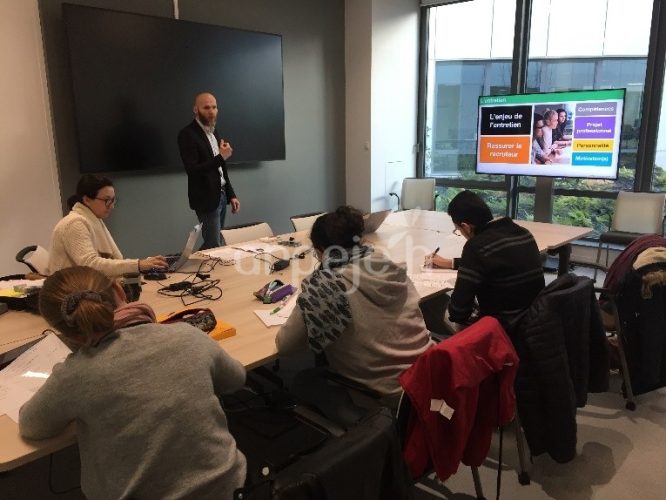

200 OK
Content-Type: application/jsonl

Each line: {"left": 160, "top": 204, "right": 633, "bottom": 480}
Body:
{"left": 177, "top": 120, "right": 236, "bottom": 213}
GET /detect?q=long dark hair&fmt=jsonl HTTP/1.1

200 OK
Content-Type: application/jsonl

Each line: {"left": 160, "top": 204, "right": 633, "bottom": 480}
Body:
{"left": 67, "top": 174, "right": 113, "bottom": 210}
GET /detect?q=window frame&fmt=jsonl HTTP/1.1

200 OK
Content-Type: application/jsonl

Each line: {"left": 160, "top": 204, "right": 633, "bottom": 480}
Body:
{"left": 418, "top": 0, "right": 666, "bottom": 225}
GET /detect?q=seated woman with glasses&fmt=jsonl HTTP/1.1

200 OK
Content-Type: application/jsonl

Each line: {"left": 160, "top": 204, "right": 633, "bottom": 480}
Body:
{"left": 19, "top": 266, "right": 247, "bottom": 499}
{"left": 425, "top": 191, "right": 544, "bottom": 332}
{"left": 276, "top": 206, "right": 433, "bottom": 425}
{"left": 48, "top": 174, "right": 167, "bottom": 277}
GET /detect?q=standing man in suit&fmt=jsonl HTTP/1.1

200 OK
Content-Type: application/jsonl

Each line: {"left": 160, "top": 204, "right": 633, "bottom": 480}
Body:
{"left": 178, "top": 92, "right": 241, "bottom": 249}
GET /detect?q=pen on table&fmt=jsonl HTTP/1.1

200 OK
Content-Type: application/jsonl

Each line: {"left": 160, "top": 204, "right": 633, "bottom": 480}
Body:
{"left": 270, "top": 305, "right": 282, "bottom": 315}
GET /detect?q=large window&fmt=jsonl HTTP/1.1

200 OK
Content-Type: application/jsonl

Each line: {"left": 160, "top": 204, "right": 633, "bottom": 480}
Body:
{"left": 424, "top": 0, "right": 515, "bottom": 184}
{"left": 421, "top": 0, "right": 663, "bottom": 232}
{"left": 653, "top": 55, "right": 666, "bottom": 192}
{"left": 521, "top": 0, "right": 653, "bottom": 227}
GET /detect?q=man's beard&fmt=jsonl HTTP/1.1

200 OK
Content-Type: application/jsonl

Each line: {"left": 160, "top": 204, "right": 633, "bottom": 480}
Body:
{"left": 197, "top": 111, "right": 216, "bottom": 128}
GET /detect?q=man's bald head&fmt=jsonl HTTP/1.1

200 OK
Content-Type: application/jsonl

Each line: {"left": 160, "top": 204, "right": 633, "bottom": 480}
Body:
{"left": 193, "top": 92, "right": 218, "bottom": 127}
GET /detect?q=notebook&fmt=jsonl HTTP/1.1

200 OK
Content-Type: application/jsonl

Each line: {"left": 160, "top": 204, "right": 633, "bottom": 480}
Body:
{"left": 363, "top": 210, "right": 392, "bottom": 234}
{"left": 165, "top": 224, "right": 202, "bottom": 272}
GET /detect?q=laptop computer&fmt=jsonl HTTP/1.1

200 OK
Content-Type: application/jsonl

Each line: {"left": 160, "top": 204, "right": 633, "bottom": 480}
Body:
{"left": 363, "top": 209, "right": 392, "bottom": 234}
{"left": 165, "top": 224, "right": 202, "bottom": 272}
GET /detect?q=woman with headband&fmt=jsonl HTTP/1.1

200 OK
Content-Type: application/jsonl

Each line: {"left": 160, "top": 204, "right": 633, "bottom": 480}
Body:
{"left": 19, "top": 266, "right": 246, "bottom": 499}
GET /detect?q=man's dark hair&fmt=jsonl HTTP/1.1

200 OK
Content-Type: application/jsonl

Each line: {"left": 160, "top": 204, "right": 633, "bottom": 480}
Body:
{"left": 447, "top": 190, "right": 493, "bottom": 228}
{"left": 67, "top": 174, "right": 114, "bottom": 210}
{"left": 310, "top": 205, "right": 364, "bottom": 250}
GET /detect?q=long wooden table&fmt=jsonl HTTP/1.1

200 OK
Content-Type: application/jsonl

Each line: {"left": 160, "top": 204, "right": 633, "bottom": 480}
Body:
{"left": 0, "top": 210, "right": 592, "bottom": 471}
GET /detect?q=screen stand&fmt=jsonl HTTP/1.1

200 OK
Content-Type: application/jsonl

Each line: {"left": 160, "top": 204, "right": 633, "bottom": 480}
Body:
{"left": 533, "top": 176, "right": 553, "bottom": 223}
{"left": 534, "top": 176, "right": 571, "bottom": 275}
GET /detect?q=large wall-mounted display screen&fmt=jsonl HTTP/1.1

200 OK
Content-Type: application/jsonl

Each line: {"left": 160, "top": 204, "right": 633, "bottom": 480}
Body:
{"left": 64, "top": 4, "right": 285, "bottom": 173}
{"left": 476, "top": 89, "right": 625, "bottom": 179}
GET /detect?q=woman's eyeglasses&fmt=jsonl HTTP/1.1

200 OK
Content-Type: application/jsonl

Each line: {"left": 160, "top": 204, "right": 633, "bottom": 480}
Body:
{"left": 95, "top": 197, "right": 117, "bottom": 208}
{"left": 452, "top": 228, "right": 461, "bottom": 236}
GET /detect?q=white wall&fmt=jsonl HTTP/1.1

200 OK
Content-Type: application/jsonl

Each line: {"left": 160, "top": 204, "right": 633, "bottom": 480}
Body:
{"left": 345, "top": 0, "right": 420, "bottom": 212}
{"left": 371, "top": 0, "right": 420, "bottom": 211}
{"left": 345, "top": 0, "right": 372, "bottom": 211}
{"left": 0, "top": 0, "right": 61, "bottom": 276}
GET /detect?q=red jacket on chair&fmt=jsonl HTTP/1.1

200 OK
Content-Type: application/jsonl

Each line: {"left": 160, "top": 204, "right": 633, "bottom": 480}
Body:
{"left": 399, "top": 317, "right": 519, "bottom": 481}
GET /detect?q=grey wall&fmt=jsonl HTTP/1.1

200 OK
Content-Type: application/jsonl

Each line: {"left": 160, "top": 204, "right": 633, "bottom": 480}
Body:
{"left": 38, "top": 0, "right": 345, "bottom": 257}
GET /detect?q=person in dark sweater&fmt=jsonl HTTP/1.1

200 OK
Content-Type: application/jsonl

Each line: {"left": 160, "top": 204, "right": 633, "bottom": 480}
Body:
{"left": 426, "top": 191, "right": 545, "bottom": 329}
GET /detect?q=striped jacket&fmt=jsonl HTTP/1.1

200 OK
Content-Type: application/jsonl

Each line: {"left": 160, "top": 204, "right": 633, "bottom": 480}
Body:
{"left": 449, "top": 217, "right": 545, "bottom": 327}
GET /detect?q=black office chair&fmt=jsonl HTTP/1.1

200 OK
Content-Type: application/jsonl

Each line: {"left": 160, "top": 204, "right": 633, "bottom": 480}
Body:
{"left": 233, "top": 407, "right": 410, "bottom": 500}
{"left": 15, "top": 245, "right": 50, "bottom": 275}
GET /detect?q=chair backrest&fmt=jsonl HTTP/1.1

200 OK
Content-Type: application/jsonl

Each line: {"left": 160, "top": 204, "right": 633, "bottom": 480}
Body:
{"left": 15, "top": 245, "right": 50, "bottom": 275}
{"left": 399, "top": 317, "right": 518, "bottom": 481}
{"left": 221, "top": 222, "right": 274, "bottom": 246}
{"left": 401, "top": 178, "right": 436, "bottom": 210}
{"left": 612, "top": 191, "right": 666, "bottom": 234}
{"left": 267, "top": 407, "right": 409, "bottom": 500}
{"left": 290, "top": 212, "right": 325, "bottom": 232}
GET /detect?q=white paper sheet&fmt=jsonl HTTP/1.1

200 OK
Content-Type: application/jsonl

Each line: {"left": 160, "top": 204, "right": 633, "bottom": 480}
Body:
{"left": 253, "top": 294, "right": 298, "bottom": 327}
{"left": 196, "top": 247, "right": 249, "bottom": 261}
{"left": 0, "top": 334, "right": 71, "bottom": 423}
{"left": 232, "top": 243, "right": 284, "bottom": 254}
{"left": 254, "top": 309, "right": 288, "bottom": 327}
{"left": 408, "top": 272, "right": 457, "bottom": 291}
{"left": 0, "top": 383, "right": 35, "bottom": 423}
{"left": 0, "top": 278, "right": 45, "bottom": 289}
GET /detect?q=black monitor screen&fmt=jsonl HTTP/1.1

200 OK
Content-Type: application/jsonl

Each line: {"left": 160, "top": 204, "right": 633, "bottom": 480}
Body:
{"left": 63, "top": 4, "right": 285, "bottom": 172}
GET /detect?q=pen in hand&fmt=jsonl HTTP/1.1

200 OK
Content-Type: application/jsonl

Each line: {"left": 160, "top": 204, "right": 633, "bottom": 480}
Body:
{"left": 425, "top": 247, "right": 440, "bottom": 268}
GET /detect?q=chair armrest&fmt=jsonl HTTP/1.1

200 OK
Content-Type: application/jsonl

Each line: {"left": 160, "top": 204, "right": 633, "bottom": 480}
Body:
{"left": 570, "top": 260, "right": 609, "bottom": 275}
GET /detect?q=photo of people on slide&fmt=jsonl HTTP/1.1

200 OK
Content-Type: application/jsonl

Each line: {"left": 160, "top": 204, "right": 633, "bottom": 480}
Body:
{"left": 532, "top": 104, "right": 573, "bottom": 164}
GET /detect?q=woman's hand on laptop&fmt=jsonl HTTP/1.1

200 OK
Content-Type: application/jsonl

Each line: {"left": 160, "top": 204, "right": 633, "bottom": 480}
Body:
{"left": 139, "top": 256, "right": 168, "bottom": 272}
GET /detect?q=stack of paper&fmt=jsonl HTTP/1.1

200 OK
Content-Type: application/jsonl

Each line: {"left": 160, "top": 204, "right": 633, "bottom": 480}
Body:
{"left": 0, "top": 334, "right": 71, "bottom": 423}
{"left": 409, "top": 268, "right": 457, "bottom": 291}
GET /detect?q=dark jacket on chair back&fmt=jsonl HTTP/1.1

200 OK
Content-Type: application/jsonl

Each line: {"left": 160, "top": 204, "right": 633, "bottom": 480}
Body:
{"left": 617, "top": 259, "right": 666, "bottom": 395}
{"left": 510, "top": 273, "right": 609, "bottom": 463}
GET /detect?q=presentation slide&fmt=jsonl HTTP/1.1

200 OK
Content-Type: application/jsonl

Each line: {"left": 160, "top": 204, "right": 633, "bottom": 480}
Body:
{"left": 476, "top": 89, "right": 626, "bottom": 179}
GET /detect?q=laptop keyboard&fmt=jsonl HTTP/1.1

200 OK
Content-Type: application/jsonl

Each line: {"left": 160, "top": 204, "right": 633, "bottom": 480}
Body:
{"left": 166, "top": 254, "right": 181, "bottom": 268}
